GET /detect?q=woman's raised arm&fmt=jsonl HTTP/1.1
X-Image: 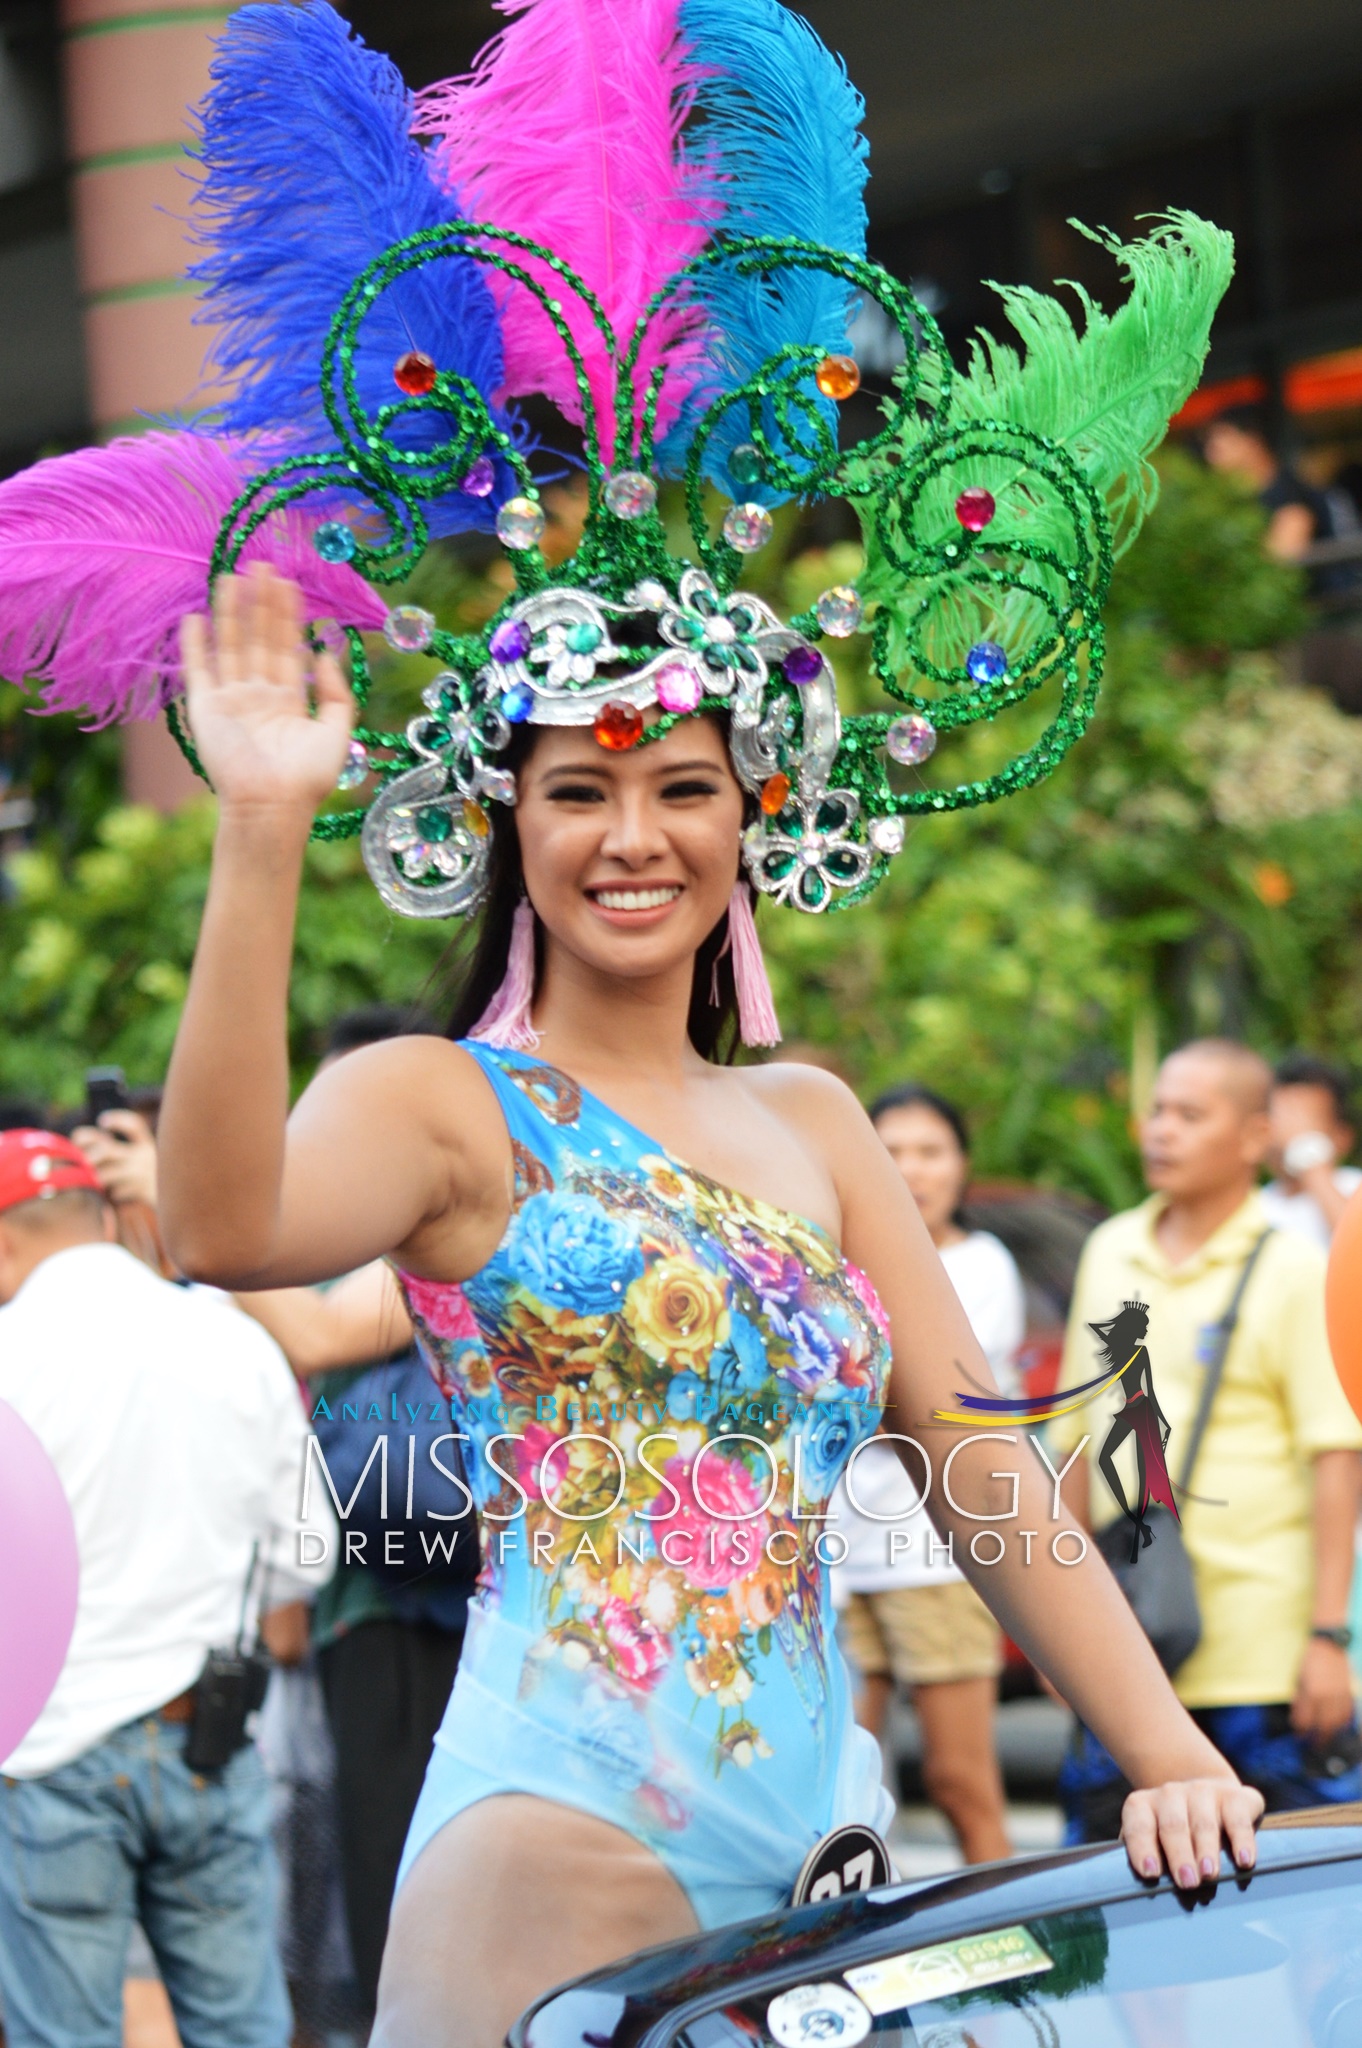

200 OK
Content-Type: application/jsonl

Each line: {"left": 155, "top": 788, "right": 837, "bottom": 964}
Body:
{"left": 157, "top": 567, "right": 466, "bottom": 1288}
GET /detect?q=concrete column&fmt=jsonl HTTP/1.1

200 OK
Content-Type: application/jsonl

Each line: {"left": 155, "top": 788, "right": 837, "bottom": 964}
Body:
{"left": 60, "top": 0, "right": 237, "bottom": 808}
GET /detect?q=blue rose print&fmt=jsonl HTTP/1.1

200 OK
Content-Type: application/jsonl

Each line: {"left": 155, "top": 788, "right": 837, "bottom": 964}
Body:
{"left": 508, "top": 1191, "right": 644, "bottom": 1315}
{"left": 667, "top": 1370, "right": 707, "bottom": 1420}
{"left": 798, "top": 1401, "right": 857, "bottom": 1498}
{"left": 712, "top": 1312, "right": 771, "bottom": 1401}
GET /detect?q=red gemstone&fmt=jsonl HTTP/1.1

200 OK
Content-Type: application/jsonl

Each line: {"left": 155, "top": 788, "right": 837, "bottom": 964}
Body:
{"left": 394, "top": 350, "right": 438, "bottom": 396}
{"left": 955, "top": 486, "right": 996, "bottom": 532}
{"left": 593, "top": 701, "right": 644, "bottom": 751}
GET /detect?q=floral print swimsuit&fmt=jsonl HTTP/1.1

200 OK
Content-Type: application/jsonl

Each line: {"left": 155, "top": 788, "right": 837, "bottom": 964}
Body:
{"left": 395, "top": 1043, "right": 894, "bottom": 1929}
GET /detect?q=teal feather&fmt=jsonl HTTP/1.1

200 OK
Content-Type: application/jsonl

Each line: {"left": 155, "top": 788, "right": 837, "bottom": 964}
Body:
{"left": 656, "top": 0, "right": 869, "bottom": 496}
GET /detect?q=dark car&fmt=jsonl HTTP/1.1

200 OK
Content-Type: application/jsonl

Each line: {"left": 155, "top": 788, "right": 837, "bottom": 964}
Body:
{"left": 514, "top": 1811, "right": 1362, "bottom": 2048}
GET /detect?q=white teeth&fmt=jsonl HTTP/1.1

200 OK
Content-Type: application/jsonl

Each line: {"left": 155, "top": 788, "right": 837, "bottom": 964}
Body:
{"left": 594, "top": 887, "right": 681, "bottom": 911}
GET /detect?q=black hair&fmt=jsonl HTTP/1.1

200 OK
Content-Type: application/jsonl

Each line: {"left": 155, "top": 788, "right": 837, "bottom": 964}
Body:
{"left": 324, "top": 1002, "right": 439, "bottom": 1059}
{"left": 1088, "top": 1299, "right": 1150, "bottom": 1367}
{"left": 867, "top": 1081, "right": 971, "bottom": 1157}
{"left": 438, "top": 720, "right": 746, "bottom": 1064}
{"left": 1274, "top": 1051, "right": 1355, "bottom": 1128}
{"left": 1204, "top": 403, "right": 1271, "bottom": 442}
{"left": 0, "top": 1097, "right": 50, "bottom": 1132}
{"left": 866, "top": 1081, "right": 971, "bottom": 1228}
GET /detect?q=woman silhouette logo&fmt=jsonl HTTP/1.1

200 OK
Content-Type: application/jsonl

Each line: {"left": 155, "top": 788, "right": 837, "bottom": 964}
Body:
{"left": 1087, "top": 1299, "right": 1178, "bottom": 1563}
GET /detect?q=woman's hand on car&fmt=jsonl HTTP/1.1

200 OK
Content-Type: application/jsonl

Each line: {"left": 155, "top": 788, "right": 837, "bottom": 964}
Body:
{"left": 1121, "top": 1775, "right": 1264, "bottom": 1887}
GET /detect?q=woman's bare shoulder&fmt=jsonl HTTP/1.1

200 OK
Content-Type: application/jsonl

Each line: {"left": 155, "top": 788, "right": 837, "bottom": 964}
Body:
{"left": 291, "top": 1032, "right": 507, "bottom": 1159}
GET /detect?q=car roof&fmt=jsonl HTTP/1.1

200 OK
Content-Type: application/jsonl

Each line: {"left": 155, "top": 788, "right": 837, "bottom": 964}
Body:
{"left": 514, "top": 1810, "right": 1362, "bottom": 2048}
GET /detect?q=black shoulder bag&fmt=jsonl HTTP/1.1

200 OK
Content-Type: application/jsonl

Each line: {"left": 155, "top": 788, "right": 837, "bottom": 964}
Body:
{"left": 1094, "top": 1230, "right": 1272, "bottom": 1675}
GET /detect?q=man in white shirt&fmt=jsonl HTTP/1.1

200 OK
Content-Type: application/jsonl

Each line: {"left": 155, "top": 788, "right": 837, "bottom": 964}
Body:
{"left": 0, "top": 1130, "right": 334, "bottom": 2048}
{"left": 1261, "top": 1053, "right": 1360, "bottom": 1251}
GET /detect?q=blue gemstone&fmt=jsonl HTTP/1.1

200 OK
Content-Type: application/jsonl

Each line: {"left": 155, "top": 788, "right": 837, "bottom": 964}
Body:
{"left": 489, "top": 618, "right": 532, "bottom": 664}
{"left": 314, "top": 521, "right": 357, "bottom": 564}
{"left": 965, "top": 640, "right": 1008, "bottom": 684}
{"left": 500, "top": 683, "right": 534, "bottom": 723}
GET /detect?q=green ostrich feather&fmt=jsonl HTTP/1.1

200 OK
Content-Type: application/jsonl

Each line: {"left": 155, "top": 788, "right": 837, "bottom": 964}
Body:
{"left": 849, "top": 209, "right": 1234, "bottom": 684}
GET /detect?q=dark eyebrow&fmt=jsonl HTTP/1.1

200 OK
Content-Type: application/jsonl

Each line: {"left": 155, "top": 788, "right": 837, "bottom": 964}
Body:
{"left": 538, "top": 755, "right": 725, "bottom": 782}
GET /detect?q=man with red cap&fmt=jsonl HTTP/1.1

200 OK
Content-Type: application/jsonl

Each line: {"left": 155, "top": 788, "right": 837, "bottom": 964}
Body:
{"left": 0, "top": 1129, "right": 335, "bottom": 2048}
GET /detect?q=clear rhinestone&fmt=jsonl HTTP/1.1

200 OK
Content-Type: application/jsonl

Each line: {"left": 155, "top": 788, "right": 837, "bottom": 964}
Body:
{"left": 335, "top": 739, "right": 368, "bottom": 790}
{"left": 868, "top": 814, "right": 905, "bottom": 854}
{"left": 886, "top": 714, "right": 937, "bottom": 765}
{"left": 495, "top": 496, "right": 546, "bottom": 550}
{"left": 815, "top": 585, "right": 863, "bottom": 637}
{"left": 722, "top": 503, "right": 774, "bottom": 553}
{"left": 604, "top": 470, "right": 657, "bottom": 519}
{"left": 383, "top": 605, "right": 435, "bottom": 653}
{"left": 704, "top": 615, "right": 737, "bottom": 646}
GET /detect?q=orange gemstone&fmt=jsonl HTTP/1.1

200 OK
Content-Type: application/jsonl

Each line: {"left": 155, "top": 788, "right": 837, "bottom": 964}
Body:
{"left": 814, "top": 354, "right": 860, "bottom": 400}
{"left": 462, "top": 798, "right": 490, "bottom": 838}
{"left": 760, "top": 771, "right": 791, "bottom": 815}
{"left": 394, "top": 350, "right": 438, "bottom": 396}
{"left": 593, "top": 701, "right": 644, "bottom": 750}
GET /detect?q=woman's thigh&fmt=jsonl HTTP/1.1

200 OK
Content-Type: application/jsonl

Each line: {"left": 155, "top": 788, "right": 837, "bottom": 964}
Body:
{"left": 371, "top": 1794, "right": 701, "bottom": 2048}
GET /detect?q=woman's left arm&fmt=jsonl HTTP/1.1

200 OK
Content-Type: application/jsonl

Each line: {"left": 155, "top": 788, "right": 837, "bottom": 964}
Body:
{"left": 804, "top": 1078, "right": 1263, "bottom": 1884}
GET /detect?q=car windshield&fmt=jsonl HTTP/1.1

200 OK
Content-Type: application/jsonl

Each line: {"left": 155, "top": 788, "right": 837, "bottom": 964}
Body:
{"left": 705, "top": 1857, "right": 1362, "bottom": 2048}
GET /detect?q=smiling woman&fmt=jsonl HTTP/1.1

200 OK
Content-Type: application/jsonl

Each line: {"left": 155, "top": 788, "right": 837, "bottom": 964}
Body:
{"left": 6, "top": 0, "right": 1256, "bottom": 2037}
{"left": 444, "top": 716, "right": 754, "bottom": 1066}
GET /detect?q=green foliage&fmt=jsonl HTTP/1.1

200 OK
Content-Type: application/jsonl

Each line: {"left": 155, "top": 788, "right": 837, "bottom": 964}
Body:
{"left": 2, "top": 454, "right": 1358, "bottom": 1210}
{"left": 0, "top": 802, "right": 448, "bottom": 1106}
{"left": 764, "top": 451, "right": 1362, "bottom": 1201}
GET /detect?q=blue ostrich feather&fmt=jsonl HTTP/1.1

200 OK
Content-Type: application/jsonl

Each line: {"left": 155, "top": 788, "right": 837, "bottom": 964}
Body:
{"left": 658, "top": 0, "right": 870, "bottom": 499}
{"left": 187, "top": 0, "right": 524, "bottom": 536}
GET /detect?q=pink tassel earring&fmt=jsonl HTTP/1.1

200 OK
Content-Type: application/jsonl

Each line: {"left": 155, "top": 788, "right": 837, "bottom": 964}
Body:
{"left": 727, "top": 883, "right": 781, "bottom": 1048}
{"left": 470, "top": 898, "right": 539, "bottom": 1050}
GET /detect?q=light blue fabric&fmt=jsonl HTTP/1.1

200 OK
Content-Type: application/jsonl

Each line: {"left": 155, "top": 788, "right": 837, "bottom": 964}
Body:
{"left": 395, "top": 1044, "right": 894, "bottom": 1928}
{"left": 0, "top": 1715, "right": 290, "bottom": 2048}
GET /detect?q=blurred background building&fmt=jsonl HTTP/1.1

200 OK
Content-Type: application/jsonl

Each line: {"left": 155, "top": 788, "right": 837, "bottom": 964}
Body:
{"left": 0, "top": 0, "right": 1360, "bottom": 799}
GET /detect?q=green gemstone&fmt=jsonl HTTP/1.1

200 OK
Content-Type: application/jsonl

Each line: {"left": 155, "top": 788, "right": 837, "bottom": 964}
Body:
{"left": 730, "top": 443, "right": 766, "bottom": 487}
{"left": 565, "top": 621, "right": 603, "bottom": 655}
{"left": 673, "top": 616, "right": 702, "bottom": 643}
{"left": 415, "top": 805, "right": 453, "bottom": 843}
{"left": 766, "top": 853, "right": 796, "bottom": 881}
{"left": 826, "top": 850, "right": 861, "bottom": 879}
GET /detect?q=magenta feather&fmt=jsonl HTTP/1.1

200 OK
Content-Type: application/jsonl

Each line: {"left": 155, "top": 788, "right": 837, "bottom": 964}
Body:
{"left": 414, "top": 0, "right": 713, "bottom": 457}
{"left": 0, "top": 432, "right": 385, "bottom": 728}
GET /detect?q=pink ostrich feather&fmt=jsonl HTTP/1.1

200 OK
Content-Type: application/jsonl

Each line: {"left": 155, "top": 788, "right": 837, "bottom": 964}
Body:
{"left": 0, "top": 431, "right": 385, "bottom": 728}
{"left": 414, "top": 0, "right": 715, "bottom": 460}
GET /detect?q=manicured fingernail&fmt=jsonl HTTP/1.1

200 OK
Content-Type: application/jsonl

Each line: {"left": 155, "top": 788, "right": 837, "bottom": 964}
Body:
{"left": 1177, "top": 1863, "right": 1197, "bottom": 1888}
{"left": 1235, "top": 1847, "right": 1256, "bottom": 1869}
{"left": 1141, "top": 1855, "right": 1159, "bottom": 1878}
{"left": 1200, "top": 1856, "right": 1217, "bottom": 1879}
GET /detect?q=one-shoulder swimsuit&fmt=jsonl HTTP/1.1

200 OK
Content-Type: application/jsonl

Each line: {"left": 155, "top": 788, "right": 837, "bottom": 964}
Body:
{"left": 394, "top": 1042, "right": 894, "bottom": 1929}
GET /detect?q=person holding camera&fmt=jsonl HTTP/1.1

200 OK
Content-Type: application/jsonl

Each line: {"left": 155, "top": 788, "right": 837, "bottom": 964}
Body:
{"left": 0, "top": 1128, "right": 335, "bottom": 2048}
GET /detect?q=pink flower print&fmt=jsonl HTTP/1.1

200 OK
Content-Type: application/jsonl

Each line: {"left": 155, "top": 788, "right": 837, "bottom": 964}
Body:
{"left": 600, "top": 1597, "right": 671, "bottom": 1691}
{"left": 402, "top": 1274, "right": 482, "bottom": 1345}
{"left": 845, "top": 1261, "right": 893, "bottom": 1346}
{"left": 514, "top": 1422, "right": 562, "bottom": 1501}
{"left": 662, "top": 1452, "right": 771, "bottom": 1590}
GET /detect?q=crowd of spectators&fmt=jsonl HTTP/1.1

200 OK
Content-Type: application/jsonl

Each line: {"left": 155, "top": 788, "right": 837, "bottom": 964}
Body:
{"left": 0, "top": 1028, "right": 1357, "bottom": 2045}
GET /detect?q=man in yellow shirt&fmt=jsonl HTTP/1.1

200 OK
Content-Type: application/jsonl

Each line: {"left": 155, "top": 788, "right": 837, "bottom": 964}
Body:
{"left": 1051, "top": 1038, "right": 1362, "bottom": 1840}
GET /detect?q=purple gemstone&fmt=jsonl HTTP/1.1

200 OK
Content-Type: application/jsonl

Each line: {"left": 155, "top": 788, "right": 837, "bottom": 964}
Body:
{"left": 461, "top": 454, "right": 496, "bottom": 498}
{"left": 783, "top": 645, "right": 823, "bottom": 684}
{"left": 489, "top": 618, "right": 532, "bottom": 664}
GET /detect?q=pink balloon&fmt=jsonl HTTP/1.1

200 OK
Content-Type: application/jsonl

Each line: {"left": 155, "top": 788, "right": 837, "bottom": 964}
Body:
{"left": 0, "top": 1398, "right": 79, "bottom": 1762}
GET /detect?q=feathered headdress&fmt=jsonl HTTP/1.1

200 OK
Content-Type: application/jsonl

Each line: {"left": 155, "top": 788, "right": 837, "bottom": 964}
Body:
{"left": 0, "top": 0, "right": 1232, "bottom": 937}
